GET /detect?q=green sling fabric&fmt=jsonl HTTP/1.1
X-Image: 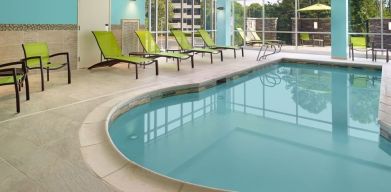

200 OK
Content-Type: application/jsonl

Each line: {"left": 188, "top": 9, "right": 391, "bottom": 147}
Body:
{"left": 300, "top": 33, "right": 311, "bottom": 41}
{"left": 135, "top": 30, "right": 189, "bottom": 59}
{"left": 23, "top": 43, "right": 64, "bottom": 69}
{"left": 198, "top": 29, "right": 239, "bottom": 49}
{"left": 198, "top": 29, "right": 216, "bottom": 47}
{"left": 350, "top": 36, "right": 367, "bottom": 48}
{"left": 92, "top": 31, "right": 152, "bottom": 63}
{"left": 135, "top": 30, "right": 161, "bottom": 54}
{"left": 0, "top": 75, "right": 23, "bottom": 84}
{"left": 171, "top": 30, "right": 218, "bottom": 53}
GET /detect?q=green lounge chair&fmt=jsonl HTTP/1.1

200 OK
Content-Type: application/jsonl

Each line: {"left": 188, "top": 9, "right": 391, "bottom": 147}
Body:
{"left": 237, "top": 28, "right": 262, "bottom": 46}
{"left": 198, "top": 29, "right": 244, "bottom": 58}
{"left": 22, "top": 42, "right": 71, "bottom": 91}
{"left": 250, "top": 30, "right": 284, "bottom": 50}
{"left": 135, "top": 30, "right": 194, "bottom": 71}
{"left": 91, "top": 31, "right": 158, "bottom": 79}
{"left": 0, "top": 61, "right": 30, "bottom": 113}
{"left": 349, "top": 36, "right": 370, "bottom": 61}
{"left": 170, "top": 29, "right": 223, "bottom": 64}
{"left": 299, "top": 33, "right": 312, "bottom": 45}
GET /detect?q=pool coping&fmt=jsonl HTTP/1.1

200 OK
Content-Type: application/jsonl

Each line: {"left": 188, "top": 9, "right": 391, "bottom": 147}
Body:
{"left": 79, "top": 57, "right": 390, "bottom": 192}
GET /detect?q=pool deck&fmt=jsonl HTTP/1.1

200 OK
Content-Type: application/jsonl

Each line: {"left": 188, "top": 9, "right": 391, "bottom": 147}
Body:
{"left": 0, "top": 50, "right": 389, "bottom": 192}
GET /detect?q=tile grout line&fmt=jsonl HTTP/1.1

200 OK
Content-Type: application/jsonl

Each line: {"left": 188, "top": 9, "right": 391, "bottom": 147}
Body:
{"left": 0, "top": 156, "right": 50, "bottom": 191}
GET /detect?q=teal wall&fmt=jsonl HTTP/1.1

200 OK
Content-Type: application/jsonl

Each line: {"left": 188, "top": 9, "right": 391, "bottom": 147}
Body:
{"left": 216, "top": 0, "right": 231, "bottom": 46}
{"left": 0, "top": 0, "right": 77, "bottom": 24}
{"left": 111, "top": 0, "right": 146, "bottom": 25}
{"left": 331, "top": 0, "right": 348, "bottom": 59}
{"left": 0, "top": 0, "right": 146, "bottom": 25}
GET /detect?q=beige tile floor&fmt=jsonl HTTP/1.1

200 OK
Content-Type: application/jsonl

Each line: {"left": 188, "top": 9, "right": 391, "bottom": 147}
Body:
{"left": 0, "top": 50, "right": 388, "bottom": 192}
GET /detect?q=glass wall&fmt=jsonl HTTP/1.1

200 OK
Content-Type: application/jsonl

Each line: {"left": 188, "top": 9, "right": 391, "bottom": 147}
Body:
{"left": 232, "top": 0, "right": 331, "bottom": 53}
{"left": 146, "top": 0, "right": 217, "bottom": 51}
{"left": 349, "top": 0, "right": 391, "bottom": 53}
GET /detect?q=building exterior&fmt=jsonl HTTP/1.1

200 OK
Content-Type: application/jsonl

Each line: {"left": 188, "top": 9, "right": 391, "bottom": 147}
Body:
{"left": 170, "top": 0, "right": 201, "bottom": 30}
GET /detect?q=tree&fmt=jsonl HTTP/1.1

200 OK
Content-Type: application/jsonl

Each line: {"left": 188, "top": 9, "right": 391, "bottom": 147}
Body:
{"left": 145, "top": 0, "right": 174, "bottom": 31}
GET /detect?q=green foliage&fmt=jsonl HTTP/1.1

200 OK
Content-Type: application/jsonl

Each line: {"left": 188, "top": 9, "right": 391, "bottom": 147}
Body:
{"left": 145, "top": 0, "right": 174, "bottom": 31}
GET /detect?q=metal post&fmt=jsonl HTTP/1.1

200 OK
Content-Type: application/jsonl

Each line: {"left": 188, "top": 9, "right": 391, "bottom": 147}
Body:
{"left": 166, "top": 0, "right": 169, "bottom": 50}
{"left": 295, "top": 0, "right": 298, "bottom": 48}
{"left": 181, "top": 0, "right": 183, "bottom": 31}
{"left": 243, "top": 0, "right": 247, "bottom": 47}
{"left": 262, "top": 0, "right": 265, "bottom": 45}
{"left": 149, "top": 0, "right": 152, "bottom": 31}
{"left": 381, "top": 0, "right": 384, "bottom": 49}
{"left": 155, "top": 0, "right": 158, "bottom": 40}
{"left": 192, "top": 0, "right": 195, "bottom": 46}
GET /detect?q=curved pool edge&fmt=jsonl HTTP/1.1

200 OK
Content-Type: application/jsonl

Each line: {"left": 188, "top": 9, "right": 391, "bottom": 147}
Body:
{"left": 78, "top": 57, "right": 390, "bottom": 192}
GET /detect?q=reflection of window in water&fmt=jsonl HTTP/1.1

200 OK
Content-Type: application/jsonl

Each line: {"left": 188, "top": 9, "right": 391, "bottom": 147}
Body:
{"left": 348, "top": 74, "right": 381, "bottom": 141}
{"left": 143, "top": 96, "right": 217, "bottom": 143}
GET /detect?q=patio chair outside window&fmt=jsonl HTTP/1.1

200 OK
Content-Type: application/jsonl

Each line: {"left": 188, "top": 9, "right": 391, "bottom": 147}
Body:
{"left": 22, "top": 42, "right": 71, "bottom": 91}
{"left": 349, "top": 36, "right": 371, "bottom": 61}
{"left": 0, "top": 61, "right": 30, "bottom": 113}
{"left": 300, "top": 33, "right": 312, "bottom": 45}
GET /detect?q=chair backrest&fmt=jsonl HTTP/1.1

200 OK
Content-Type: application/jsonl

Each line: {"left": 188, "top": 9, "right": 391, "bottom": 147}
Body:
{"left": 300, "top": 33, "right": 310, "bottom": 41}
{"left": 198, "top": 29, "right": 216, "bottom": 47}
{"left": 350, "top": 36, "right": 367, "bottom": 48}
{"left": 237, "top": 28, "right": 253, "bottom": 42}
{"left": 251, "top": 31, "right": 262, "bottom": 41}
{"left": 171, "top": 30, "right": 193, "bottom": 50}
{"left": 92, "top": 31, "right": 122, "bottom": 58}
{"left": 135, "top": 30, "right": 161, "bottom": 53}
{"left": 22, "top": 42, "right": 50, "bottom": 67}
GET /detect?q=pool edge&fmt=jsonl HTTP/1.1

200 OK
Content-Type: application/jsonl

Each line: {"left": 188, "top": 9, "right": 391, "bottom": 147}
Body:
{"left": 79, "top": 57, "right": 390, "bottom": 192}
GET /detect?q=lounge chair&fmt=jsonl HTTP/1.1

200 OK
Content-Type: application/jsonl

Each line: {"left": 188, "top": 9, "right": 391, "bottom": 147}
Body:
{"left": 135, "top": 30, "right": 194, "bottom": 71}
{"left": 170, "top": 29, "right": 223, "bottom": 64}
{"left": 22, "top": 42, "right": 71, "bottom": 91}
{"left": 349, "top": 36, "right": 371, "bottom": 61}
{"left": 198, "top": 29, "right": 244, "bottom": 58}
{"left": 0, "top": 61, "right": 30, "bottom": 113}
{"left": 237, "top": 28, "right": 262, "bottom": 46}
{"left": 250, "top": 30, "right": 283, "bottom": 51}
{"left": 91, "top": 31, "right": 158, "bottom": 79}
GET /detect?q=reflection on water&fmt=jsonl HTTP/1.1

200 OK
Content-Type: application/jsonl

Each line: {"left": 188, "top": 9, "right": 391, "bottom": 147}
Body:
{"left": 110, "top": 63, "right": 390, "bottom": 192}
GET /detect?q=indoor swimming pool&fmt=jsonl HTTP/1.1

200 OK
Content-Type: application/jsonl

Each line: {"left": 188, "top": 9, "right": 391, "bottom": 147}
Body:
{"left": 109, "top": 63, "right": 391, "bottom": 192}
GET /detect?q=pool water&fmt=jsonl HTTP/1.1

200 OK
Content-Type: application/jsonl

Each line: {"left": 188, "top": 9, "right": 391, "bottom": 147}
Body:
{"left": 109, "top": 63, "right": 391, "bottom": 192}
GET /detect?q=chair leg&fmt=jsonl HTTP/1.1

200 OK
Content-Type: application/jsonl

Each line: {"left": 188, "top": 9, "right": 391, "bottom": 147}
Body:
{"left": 40, "top": 66, "right": 45, "bottom": 91}
{"left": 67, "top": 55, "right": 71, "bottom": 84}
{"left": 155, "top": 60, "right": 159, "bottom": 76}
{"left": 14, "top": 81, "right": 20, "bottom": 113}
{"left": 220, "top": 51, "right": 223, "bottom": 62}
{"left": 191, "top": 55, "right": 194, "bottom": 68}
{"left": 242, "top": 47, "right": 244, "bottom": 57}
{"left": 177, "top": 58, "right": 180, "bottom": 71}
{"left": 135, "top": 64, "right": 139, "bottom": 79}
{"left": 25, "top": 75, "right": 30, "bottom": 100}
{"left": 210, "top": 53, "right": 213, "bottom": 64}
{"left": 46, "top": 68, "right": 50, "bottom": 81}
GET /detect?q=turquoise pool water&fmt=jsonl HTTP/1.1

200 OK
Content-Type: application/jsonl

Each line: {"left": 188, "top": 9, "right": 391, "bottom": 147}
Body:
{"left": 109, "top": 63, "right": 391, "bottom": 192}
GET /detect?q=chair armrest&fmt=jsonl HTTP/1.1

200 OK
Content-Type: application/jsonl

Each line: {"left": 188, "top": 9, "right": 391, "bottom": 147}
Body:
{"left": 0, "top": 68, "right": 17, "bottom": 79}
{"left": 0, "top": 61, "right": 24, "bottom": 69}
{"left": 49, "top": 52, "right": 69, "bottom": 58}
{"left": 23, "top": 56, "right": 43, "bottom": 69}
